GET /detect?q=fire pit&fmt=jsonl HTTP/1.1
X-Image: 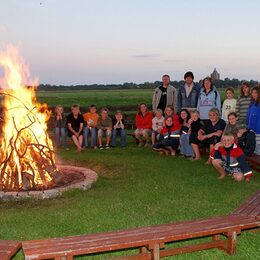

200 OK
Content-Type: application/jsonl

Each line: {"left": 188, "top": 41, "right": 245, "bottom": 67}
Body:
{"left": 0, "top": 46, "right": 97, "bottom": 199}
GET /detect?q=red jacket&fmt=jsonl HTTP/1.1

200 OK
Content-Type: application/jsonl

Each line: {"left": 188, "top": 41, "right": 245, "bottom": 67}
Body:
{"left": 136, "top": 111, "right": 153, "bottom": 129}
{"left": 161, "top": 114, "right": 181, "bottom": 135}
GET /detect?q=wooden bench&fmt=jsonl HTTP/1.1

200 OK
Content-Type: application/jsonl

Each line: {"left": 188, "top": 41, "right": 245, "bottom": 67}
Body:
{"left": 0, "top": 240, "right": 21, "bottom": 260}
{"left": 232, "top": 189, "right": 260, "bottom": 221}
{"left": 246, "top": 153, "right": 260, "bottom": 172}
{"left": 22, "top": 215, "right": 259, "bottom": 260}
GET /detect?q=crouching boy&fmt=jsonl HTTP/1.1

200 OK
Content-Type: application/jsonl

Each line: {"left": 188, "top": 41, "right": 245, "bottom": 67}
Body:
{"left": 97, "top": 108, "right": 112, "bottom": 149}
{"left": 210, "top": 134, "right": 253, "bottom": 182}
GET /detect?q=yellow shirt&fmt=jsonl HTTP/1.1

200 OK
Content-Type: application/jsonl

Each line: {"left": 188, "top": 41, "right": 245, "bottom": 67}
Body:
{"left": 83, "top": 112, "right": 99, "bottom": 127}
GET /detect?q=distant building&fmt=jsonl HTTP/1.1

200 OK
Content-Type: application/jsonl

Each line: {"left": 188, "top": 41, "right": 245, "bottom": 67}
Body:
{"left": 211, "top": 68, "right": 220, "bottom": 81}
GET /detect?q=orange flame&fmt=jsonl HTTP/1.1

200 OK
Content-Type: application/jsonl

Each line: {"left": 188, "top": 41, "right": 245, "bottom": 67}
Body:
{"left": 0, "top": 45, "right": 56, "bottom": 191}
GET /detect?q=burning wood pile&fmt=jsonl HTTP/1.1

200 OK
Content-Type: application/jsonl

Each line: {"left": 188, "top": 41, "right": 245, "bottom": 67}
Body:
{"left": 0, "top": 46, "right": 59, "bottom": 192}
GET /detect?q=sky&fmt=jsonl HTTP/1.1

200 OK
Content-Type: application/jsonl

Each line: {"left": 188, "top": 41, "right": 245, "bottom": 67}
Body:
{"left": 0, "top": 0, "right": 260, "bottom": 85}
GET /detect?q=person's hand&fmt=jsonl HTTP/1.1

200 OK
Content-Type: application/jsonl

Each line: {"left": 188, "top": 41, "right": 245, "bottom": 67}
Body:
{"left": 214, "top": 142, "right": 223, "bottom": 150}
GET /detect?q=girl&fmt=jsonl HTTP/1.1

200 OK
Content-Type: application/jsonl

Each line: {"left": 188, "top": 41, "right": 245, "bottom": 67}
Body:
{"left": 179, "top": 109, "right": 194, "bottom": 158}
{"left": 247, "top": 85, "right": 260, "bottom": 154}
{"left": 236, "top": 81, "right": 251, "bottom": 124}
{"left": 152, "top": 109, "right": 164, "bottom": 145}
{"left": 197, "top": 77, "right": 221, "bottom": 120}
{"left": 223, "top": 112, "right": 239, "bottom": 136}
{"left": 153, "top": 116, "right": 181, "bottom": 156}
{"left": 53, "top": 106, "right": 68, "bottom": 150}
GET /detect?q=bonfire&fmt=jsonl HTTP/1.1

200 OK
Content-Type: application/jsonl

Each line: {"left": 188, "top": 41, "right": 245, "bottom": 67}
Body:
{"left": 0, "top": 46, "right": 59, "bottom": 191}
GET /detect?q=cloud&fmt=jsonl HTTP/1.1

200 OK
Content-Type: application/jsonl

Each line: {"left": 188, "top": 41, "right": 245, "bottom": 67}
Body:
{"left": 131, "top": 53, "right": 160, "bottom": 59}
{"left": 164, "top": 59, "right": 183, "bottom": 63}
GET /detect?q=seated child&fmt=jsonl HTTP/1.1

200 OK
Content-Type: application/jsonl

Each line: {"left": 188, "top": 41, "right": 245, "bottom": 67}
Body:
{"left": 211, "top": 134, "right": 253, "bottom": 182}
{"left": 153, "top": 115, "right": 181, "bottom": 156}
{"left": 189, "top": 110, "right": 203, "bottom": 160}
{"left": 223, "top": 112, "right": 239, "bottom": 136}
{"left": 237, "top": 124, "right": 256, "bottom": 156}
{"left": 53, "top": 105, "right": 68, "bottom": 150}
{"left": 111, "top": 110, "right": 126, "bottom": 148}
{"left": 179, "top": 109, "right": 194, "bottom": 158}
{"left": 97, "top": 108, "right": 112, "bottom": 149}
{"left": 152, "top": 109, "right": 164, "bottom": 145}
{"left": 67, "top": 104, "right": 84, "bottom": 152}
{"left": 164, "top": 105, "right": 174, "bottom": 117}
{"left": 83, "top": 104, "right": 99, "bottom": 149}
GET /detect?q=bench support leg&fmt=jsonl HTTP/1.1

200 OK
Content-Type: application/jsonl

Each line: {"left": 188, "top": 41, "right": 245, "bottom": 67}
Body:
{"left": 151, "top": 243, "right": 160, "bottom": 260}
{"left": 226, "top": 231, "right": 237, "bottom": 255}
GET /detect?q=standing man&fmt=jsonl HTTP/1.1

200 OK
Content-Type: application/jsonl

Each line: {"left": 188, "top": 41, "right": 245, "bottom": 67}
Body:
{"left": 177, "top": 71, "right": 201, "bottom": 112}
{"left": 152, "top": 74, "right": 178, "bottom": 113}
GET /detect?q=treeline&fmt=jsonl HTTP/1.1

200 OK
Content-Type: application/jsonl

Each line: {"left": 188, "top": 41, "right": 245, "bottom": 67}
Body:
{"left": 38, "top": 78, "right": 259, "bottom": 91}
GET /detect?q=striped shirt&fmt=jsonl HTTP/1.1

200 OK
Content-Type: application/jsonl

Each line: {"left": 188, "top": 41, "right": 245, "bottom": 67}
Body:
{"left": 236, "top": 96, "right": 251, "bottom": 124}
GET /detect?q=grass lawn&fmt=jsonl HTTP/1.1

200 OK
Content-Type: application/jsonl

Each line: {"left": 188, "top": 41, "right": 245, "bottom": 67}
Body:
{"left": 36, "top": 88, "right": 240, "bottom": 109}
{"left": 0, "top": 138, "right": 260, "bottom": 259}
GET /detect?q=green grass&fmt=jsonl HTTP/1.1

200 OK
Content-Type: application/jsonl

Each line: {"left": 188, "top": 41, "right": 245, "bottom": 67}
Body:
{"left": 1, "top": 139, "right": 260, "bottom": 259}
{"left": 35, "top": 88, "right": 240, "bottom": 109}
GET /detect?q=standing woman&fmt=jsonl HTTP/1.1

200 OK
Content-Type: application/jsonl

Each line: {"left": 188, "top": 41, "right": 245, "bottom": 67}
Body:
{"left": 236, "top": 81, "right": 251, "bottom": 124}
{"left": 197, "top": 77, "right": 221, "bottom": 121}
{"left": 247, "top": 85, "right": 260, "bottom": 155}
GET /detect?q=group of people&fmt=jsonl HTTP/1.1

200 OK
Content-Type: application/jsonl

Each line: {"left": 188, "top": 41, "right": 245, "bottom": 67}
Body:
{"left": 53, "top": 71, "right": 260, "bottom": 182}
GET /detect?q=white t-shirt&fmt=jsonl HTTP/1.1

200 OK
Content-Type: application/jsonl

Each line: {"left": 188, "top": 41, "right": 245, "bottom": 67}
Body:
{"left": 152, "top": 116, "right": 164, "bottom": 132}
{"left": 222, "top": 98, "right": 237, "bottom": 122}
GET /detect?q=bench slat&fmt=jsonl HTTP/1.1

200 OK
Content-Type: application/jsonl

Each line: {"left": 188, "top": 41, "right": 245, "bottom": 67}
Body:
{"left": 232, "top": 190, "right": 260, "bottom": 216}
{"left": 23, "top": 215, "right": 259, "bottom": 259}
{"left": 0, "top": 240, "right": 21, "bottom": 260}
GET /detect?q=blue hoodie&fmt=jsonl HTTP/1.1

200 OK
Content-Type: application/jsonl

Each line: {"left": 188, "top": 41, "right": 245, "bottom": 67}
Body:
{"left": 247, "top": 102, "right": 260, "bottom": 134}
{"left": 197, "top": 88, "right": 221, "bottom": 120}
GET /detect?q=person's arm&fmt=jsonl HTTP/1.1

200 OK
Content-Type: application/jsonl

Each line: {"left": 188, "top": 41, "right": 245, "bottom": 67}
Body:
{"left": 173, "top": 88, "right": 178, "bottom": 113}
{"left": 120, "top": 119, "right": 125, "bottom": 129}
{"left": 177, "top": 88, "right": 182, "bottom": 112}
{"left": 97, "top": 118, "right": 102, "bottom": 129}
{"left": 236, "top": 98, "right": 240, "bottom": 121}
{"left": 106, "top": 117, "right": 112, "bottom": 130}
{"left": 216, "top": 91, "right": 221, "bottom": 113}
{"left": 68, "top": 123, "right": 78, "bottom": 136}
{"left": 78, "top": 123, "right": 84, "bottom": 135}
{"left": 152, "top": 90, "right": 157, "bottom": 111}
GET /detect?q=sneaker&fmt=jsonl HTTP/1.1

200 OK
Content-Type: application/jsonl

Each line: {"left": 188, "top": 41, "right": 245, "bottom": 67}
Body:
{"left": 99, "top": 145, "right": 103, "bottom": 150}
{"left": 93, "top": 146, "right": 98, "bottom": 150}
{"left": 105, "top": 144, "right": 110, "bottom": 149}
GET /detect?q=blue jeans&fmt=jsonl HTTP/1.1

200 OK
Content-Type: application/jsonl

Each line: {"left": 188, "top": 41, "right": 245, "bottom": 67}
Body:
{"left": 180, "top": 134, "right": 194, "bottom": 157}
{"left": 111, "top": 128, "right": 126, "bottom": 147}
{"left": 54, "top": 127, "right": 67, "bottom": 149}
{"left": 83, "top": 127, "right": 97, "bottom": 147}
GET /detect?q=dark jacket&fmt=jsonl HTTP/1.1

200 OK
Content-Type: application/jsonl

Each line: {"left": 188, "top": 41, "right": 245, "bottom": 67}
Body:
{"left": 237, "top": 129, "right": 256, "bottom": 156}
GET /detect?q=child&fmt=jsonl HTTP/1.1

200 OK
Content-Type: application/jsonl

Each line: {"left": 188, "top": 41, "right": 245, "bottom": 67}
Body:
{"left": 111, "top": 111, "right": 126, "bottom": 148}
{"left": 222, "top": 87, "right": 237, "bottom": 122}
{"left": 223, "top": 112, "right": 239, "bottom": 136}
{"left": 67, "top": 104, "right": 84, "bottom": 152}
{"left": 152, "top": 109, "right": 164, "bottom": 145}
{"left": 153, "top": 115, "right": 181, "bottom": 156}
{"left": 53, "top": 106, "right": 68, "bottom": 150}
{"left": 164, "top": 105, "right": 174, "bottom": 117}
{"left": 135, "top": 103, "right": 153, "bottom": 147}
{"left": 83, "top": 104, "right": 99, "bottom": 149}
{"left": 189, "top": 110, "right": 203, "bottom": 160}
{"left": 246, "top": 85, "right": 260, "bottom": 155}
{"left": 237, "top": 124, "right": 256, "bottom": 157}
{"left": 179, "top": 109, "right": 194, "bottom": 158}
{"left": 236, "top": 81, "right": 251, "bottom": 124}
{"left": 97, "top": 108, "right": 112, "bottom": 149}
{"left": 211, "top": 134, "right": 253, "bottom": 182}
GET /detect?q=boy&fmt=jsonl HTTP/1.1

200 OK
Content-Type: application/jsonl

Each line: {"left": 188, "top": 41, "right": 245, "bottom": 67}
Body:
{"left": 222, "top": 87, "right": 237, "bottom": 122}
{"left": 83, "top": 104, "right": 99, "bottom": 149}
{"left": 67, "top": 104, "right": 84, "bottom": 152}
{"left": 152, "top": 109, "right": 164, "bottom": 145}
{"left": 97, "top": 108, "right": 112, "bottom": 149}
{"left": 111, "top": 111, "right": 126, "bottom": 148}
{"left": 211, "top": 134, "right": 253, "bottom": 182}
